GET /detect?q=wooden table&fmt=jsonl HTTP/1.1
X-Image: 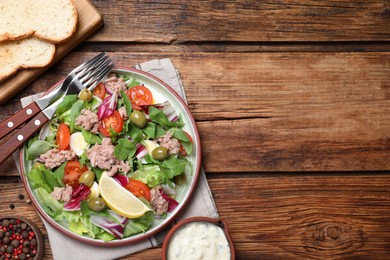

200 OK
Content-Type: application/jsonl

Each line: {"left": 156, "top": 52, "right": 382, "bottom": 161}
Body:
{"left": 1, "top": 1, "right": 390, "bottom": 259}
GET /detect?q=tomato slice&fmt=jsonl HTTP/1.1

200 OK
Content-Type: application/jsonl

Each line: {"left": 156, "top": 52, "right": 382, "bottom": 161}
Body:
{"left": 56, "top": 123, "right": 70, "bottom": 150}
{"left": 98, "top": 110, "right": 124, "bottom": 137}
{"left": 179, "top": 131, "right": 193, "bottom": 156}
{"left": 63, "top": 161, "right": 88, "bottom": 188}
{"left": 125, "top": 180, "right": 151, "bottom": 201}
{"left": 126, "top": 86, "right": 153, "bottom": 110}
{"left": 93, "top": 82, "right": 106, "bottom": 100}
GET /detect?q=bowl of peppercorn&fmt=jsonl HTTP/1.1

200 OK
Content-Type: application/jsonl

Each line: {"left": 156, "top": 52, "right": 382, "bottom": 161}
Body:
{"left": 0, "top": 217, "right": 44, "bottom": 260}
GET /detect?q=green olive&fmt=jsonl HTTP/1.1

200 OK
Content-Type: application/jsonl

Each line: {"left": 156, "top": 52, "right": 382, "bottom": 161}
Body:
{"left": 87, "top": 197, "right": 106, "bottom": 212}
{"left": 78, "top": 170, "right": 95, "bottom": 187}
{"left": 78, "top": 89, "right": 93, "bottom": 102}
{"left": 151, "top": 146, "right": 168, "bottom": 161}
{"left": 130, "top": 110, "right": 148, "bottom": 128}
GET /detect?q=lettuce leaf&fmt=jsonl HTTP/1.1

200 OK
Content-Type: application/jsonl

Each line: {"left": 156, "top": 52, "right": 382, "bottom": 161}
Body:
{"left": 123, "top": 211, "right": 154, "bottom": 237}
{"left": 36, "top": 188, "right": 63, "bottom": 218}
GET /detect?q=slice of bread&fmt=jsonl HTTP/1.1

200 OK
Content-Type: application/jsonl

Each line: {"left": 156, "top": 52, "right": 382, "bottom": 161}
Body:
{"left": 0, "top": 37, "right": 55, "bottom": 82}
{"left": 0, "top": 0, "right": 77, "bottom": 44}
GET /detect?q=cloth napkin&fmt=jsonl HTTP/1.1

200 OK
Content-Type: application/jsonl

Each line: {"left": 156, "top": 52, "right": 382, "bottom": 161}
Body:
{"left": 16, "top": 58, "right": 219, "bottom": 260}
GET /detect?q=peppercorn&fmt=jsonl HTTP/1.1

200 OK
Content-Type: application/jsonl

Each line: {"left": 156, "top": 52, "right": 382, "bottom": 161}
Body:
{"left": 18, "top": 194, "right": 25, "bottom": 200}
{"left": 1, "top": 220, "right": 9, "bottom": 228}
{"left": 11, "top": 239, "right": 19, "bottom": 248}
{"left": 9, "top": 204, "right": 15, "bottom": 209}
{"left": 30, "top": 238, "right": 36, "bottom": 246}
{"left": 21, "top": 231, "right": 28, "bottom": 239}
{"left": 6, "top": 245, "right": 13, "bottom": 254}
{"left": 0, "top": 246, "right": 5, "bottom": 253}
{"left": 4, "top": 232, "right": 10, "bottom": 237}
{"left": 0, "top": 231, "right": 4, "bottom": 239}
{"left": 26, "top": 200, "right": 31, "bottom": 205}
{"left": 20, "top": 223, "right": 27, "bottom": 231}
{"left": 23, "top": 241, "right": 30, "bottom": 247}
{"left": 2, "top": 237, "right": 10, "bottom": 245}
{"left": 19, "top": 252, "right": 27, "bottom": 260}
{"left": 9, "top": 219, "right": 16, "bottom": 225}
{"left": 22, "top": 247, "right": 29, "bottom": 254}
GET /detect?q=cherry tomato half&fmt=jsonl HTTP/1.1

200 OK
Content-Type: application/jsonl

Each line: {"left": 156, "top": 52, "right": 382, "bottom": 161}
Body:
{"left": 56, "top": 123, "right": 70, "bottom": 150}
{"left": 98, "top": 110, "right": 124, "bottom": 137}
{"left": 63, "top": 161, "right": 88, "bottom": 188}
{"left": 125, "top": 180, "right": 151, "bottom": 201}
{"left": 126, "top": 86, "right": 153, "bottom": 110}
{"left": 93, "top": 82, "right": 106, "bottom": 100}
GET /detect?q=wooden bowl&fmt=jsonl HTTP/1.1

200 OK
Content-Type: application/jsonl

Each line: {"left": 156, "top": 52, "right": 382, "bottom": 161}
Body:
{"left": 0, "top": 216, "right": 44, "bottom": 260}
{"left": 162, "top": 217, "right": 235, "bottom": 260}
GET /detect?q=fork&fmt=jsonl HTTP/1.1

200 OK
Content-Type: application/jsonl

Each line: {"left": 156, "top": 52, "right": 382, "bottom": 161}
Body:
{"left": 0, "top": 52, "right": 112, "bottom": 140}
{"left": 0, "top": 53, "right": 114, "bottom": 164}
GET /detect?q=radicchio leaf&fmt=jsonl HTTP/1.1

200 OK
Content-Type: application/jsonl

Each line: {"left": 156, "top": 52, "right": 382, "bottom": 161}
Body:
{"left": 160, "top": 189, "right": 179, "bottom": 212}
{"left": 64, "top": 184, "right": 90, "bottom": 211}
{"left": 113, "top": 173, "right": 129, "bottom": 187}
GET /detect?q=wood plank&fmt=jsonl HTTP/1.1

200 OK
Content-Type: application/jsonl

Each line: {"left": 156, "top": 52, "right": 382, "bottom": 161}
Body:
{"left": 90, "top": 0, "right": 390, "bottom": 42}
{"left": 1, "top": 51, "right": 389, "bottom": 174}
{"left": 2, "top": 174, "right": 390, "bottom": 259}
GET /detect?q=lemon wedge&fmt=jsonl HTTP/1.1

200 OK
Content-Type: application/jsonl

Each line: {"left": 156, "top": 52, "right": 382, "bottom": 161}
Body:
{"left": 99, "top": 172, "right": 150, "bottom": 218}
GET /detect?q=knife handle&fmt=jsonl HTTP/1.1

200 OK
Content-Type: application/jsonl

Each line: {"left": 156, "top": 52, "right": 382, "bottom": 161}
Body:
{"left": 0, "top": 112, "right": 48, "bottom": 165}
{"left": 0, "top": 102, "right": 41, "bottom": 140}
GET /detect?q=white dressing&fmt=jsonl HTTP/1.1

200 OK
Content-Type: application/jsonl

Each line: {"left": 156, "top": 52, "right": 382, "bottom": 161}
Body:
{"left": 167, "top": 222, "right": 231, "bottom": 260}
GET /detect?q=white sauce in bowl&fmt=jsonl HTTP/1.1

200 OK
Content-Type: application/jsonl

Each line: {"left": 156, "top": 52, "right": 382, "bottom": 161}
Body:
{"left": 167, "top": 221, "right": 231, "bottom": 260}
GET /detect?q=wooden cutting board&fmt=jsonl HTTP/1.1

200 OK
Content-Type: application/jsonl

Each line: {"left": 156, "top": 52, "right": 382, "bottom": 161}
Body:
{"left": 0, "top": 0, "right": 103, "bottom": 105}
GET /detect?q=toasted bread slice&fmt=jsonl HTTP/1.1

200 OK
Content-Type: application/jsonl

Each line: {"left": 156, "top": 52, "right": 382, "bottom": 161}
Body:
{"left": 0, "top": 0, "right": 77, "bottom": 44}
{"left": 0, "top": 37, "right": 55, "bottom": 82}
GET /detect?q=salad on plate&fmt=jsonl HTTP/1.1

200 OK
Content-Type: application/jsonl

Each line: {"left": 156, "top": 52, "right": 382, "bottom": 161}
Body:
{"left": 23, "top": 70, "right": 196, "bottom": 243}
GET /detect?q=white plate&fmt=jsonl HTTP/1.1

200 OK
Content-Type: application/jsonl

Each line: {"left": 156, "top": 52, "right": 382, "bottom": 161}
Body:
{"left": 19, "top": 68, "right": 202, "bottom": 246}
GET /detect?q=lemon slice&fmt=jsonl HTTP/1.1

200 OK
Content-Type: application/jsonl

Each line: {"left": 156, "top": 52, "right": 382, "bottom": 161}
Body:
{"left": 99, "top": 172, "right": 150, "bottom": 218}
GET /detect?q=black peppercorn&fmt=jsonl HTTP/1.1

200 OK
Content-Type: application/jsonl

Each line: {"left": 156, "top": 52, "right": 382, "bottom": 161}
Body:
{"left": 19, "top": 194, "right": 25, "bottom": 200}
{"left": 21, "top": 223, "right": 27, "bottom": 230}
{"left": 1, "top": 219, "right": 9, "bottom": 227}
{"left": 22, "top": 231, "right": 29, "bottom": 239}
{"left": 9, "top": 219, "right": 16, "bottom": 225}
{"left": 30, "top": 238, "right": 37, "bottom": 246}
{"left": 0, "top": 246, "right": 5, "bottom": 253}
{"left": 0, "top": 231, "right": 4, "bottom": 238}
{"left": 9, "top": 203, "right": 15, "bottom": 209}
{"left": 2, "top": 236, "right": 10, "bottom": 245}
{"left": 19, "top": 253, "right": 27, "bottom": 260}
{"left": 6, "top": 245, "right": 14, "bottom": 254}
{"left": 22, "top": 247, "right": 30, "bottom": 254}
{"left": 11, "top": 238, "right": 20, "bottom": 247}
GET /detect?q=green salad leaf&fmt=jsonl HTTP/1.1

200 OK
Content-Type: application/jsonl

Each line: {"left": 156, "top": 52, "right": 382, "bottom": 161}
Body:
{"left": 27, "top": 140, "right": 57, "bottom": 158}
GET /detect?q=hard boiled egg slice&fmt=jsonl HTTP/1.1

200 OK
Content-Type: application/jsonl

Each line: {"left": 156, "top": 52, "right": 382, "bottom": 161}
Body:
{"left": 70, "top": 132, "right": 89, "bottom": 156}
{"left": 87, "top": 182, "right": 100, "bottom": 200}
{"left": 143, "top": 140, "right": 159, "bottom": 155}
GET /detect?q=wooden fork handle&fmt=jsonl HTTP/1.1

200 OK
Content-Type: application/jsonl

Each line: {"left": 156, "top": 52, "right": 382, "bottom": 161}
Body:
{"left": 0, "top": 112, "right": 49, "bottom": 165}
{"left": 0, "top": 102, "right": 41, "bottom": 140}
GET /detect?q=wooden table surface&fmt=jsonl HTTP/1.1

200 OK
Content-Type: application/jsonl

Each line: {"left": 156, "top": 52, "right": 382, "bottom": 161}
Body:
{"left": 1, "top": 1, "right": 390, "bottom": 259}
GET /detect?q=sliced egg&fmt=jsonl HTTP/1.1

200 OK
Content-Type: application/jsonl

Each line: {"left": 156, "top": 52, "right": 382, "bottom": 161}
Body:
{"left": 70, "top": 132, "right": 89, "bottom": 156}
{"left": 143, "top": 140, "right": 159, "bottom": 155}
{"left": 87, "top": 182, "right": 100, "bottom": 200}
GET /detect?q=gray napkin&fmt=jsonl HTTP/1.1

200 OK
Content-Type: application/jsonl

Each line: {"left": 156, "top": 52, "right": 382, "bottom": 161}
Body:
{"left": 17, "top": 58, "right": 218, "bottom": 260}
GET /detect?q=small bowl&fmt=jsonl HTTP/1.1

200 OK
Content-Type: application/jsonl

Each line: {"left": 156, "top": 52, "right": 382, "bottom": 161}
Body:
{"left": 0, "top": 216, "right": 44, "bottom": 260}
{"left": 162, "top": 217, "right": 235, "bottom": 260}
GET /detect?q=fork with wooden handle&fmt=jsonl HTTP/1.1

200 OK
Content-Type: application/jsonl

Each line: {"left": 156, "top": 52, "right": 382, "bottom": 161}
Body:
{"left": 0, "top": 53, "right": 114, "bottom": 164}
